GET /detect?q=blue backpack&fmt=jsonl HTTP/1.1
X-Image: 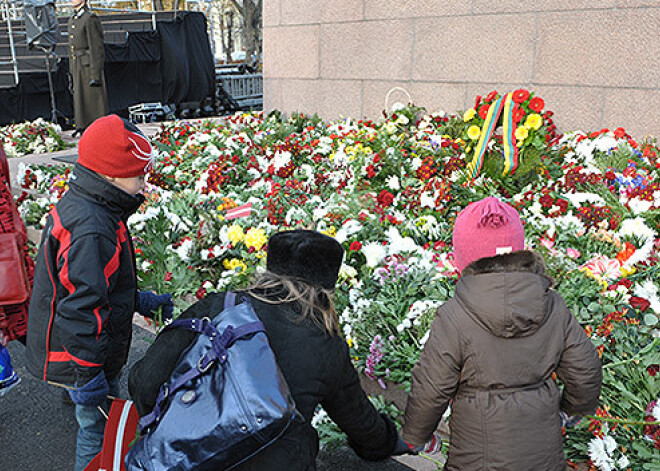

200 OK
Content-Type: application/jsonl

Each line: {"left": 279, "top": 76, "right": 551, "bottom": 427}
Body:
{"left": 126, "top": 292, "right": 299, "bottom": 470}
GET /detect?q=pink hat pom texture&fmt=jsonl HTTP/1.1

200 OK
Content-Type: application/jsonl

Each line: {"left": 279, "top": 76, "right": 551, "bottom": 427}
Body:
{"left": 452, "top": 197, "right": 524, "bottom": 272}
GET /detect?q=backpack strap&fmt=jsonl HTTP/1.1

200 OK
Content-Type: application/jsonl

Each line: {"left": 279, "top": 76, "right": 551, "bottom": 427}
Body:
{"left": 139, "top": 297, "right": 264, "bottom": 432}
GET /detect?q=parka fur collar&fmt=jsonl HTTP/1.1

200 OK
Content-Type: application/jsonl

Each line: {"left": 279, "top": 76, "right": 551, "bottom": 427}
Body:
{"left": 462, "top": 250, "right": 552, "bottom": 284}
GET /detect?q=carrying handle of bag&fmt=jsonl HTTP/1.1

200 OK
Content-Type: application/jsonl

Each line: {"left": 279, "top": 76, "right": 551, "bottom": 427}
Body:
{"left": 139, "top": 295, "right": 264, "bottom": 433}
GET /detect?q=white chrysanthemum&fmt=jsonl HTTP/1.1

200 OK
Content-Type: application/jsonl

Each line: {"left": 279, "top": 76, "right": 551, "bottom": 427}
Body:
{"left": 386, "top": 175, "right": 400, "bottom": 190}
{"left": 419, "top": 191, "right": 435, "bottom": 209}
{"left": 175, "top": 239, "right": 194, "bottom": 261}
{"left": 386, "top": 227, "right": 420, "bottom": 255}
{"left": 627, "top": 198, "right": 653, "bottom": 215}
{"left": 588, "top": 436, "right": 615, "bottom": 471}
{"left": 563, "top": 192, "right": 605, "bottom": 208}
{"left": 335, "top": 219, "right": 363, "bottom": 243}
{"left": 619, "top": 217, "right": 655, "bottom": 241}
{"left": 311, "top": 408, "right": 329, "bottom": 428}
{"left": 272, "top": 150, "right": 291, "bottom": 170}
{"left": 652, "top": 402, "right": 660, "bottom": 422}
{"left": 617, "top": 455, "right": 630, "bottom": 469}
{"left": 635, "top": 279, "right": 660, "bottom": 314}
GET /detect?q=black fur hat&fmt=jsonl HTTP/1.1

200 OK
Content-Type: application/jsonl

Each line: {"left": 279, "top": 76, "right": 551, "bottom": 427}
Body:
{"left": 266, "top": 229, "right": 344, "bottom": 290}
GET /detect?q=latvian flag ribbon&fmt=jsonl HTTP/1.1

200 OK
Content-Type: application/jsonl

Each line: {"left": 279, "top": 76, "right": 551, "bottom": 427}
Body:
{"left": 225, "top": 203, "right": 252, "bottom": 220}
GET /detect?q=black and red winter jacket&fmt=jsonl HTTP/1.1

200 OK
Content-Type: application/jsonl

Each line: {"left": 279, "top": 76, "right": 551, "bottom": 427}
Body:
{"left": 26, "top": 164, "right": 143, "bottom": 387}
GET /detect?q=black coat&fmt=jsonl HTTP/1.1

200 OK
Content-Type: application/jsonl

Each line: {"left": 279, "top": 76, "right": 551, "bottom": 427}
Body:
{"left": 68, "top": 6, "right": 108, "bottom": 130}
{"left": 129, "top": 292, "right": 399, "bottom": 470}
{"left": 26, "top": 164, "right": 143, "bottom": 386}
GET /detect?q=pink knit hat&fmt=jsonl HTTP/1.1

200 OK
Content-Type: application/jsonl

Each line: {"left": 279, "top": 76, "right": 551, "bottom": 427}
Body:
{"left": 452, "top": 197, "right": 524, "bottom": 272}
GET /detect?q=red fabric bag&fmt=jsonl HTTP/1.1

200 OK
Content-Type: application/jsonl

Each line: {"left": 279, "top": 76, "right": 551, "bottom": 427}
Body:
{"left": 0, "top": 232, "right": 29, "bottom": 305}
{"left": 84, "top": 399, "right": 140, "bottom": 471}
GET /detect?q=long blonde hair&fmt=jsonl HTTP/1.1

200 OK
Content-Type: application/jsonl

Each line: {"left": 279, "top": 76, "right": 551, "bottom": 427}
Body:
{"left": 241, "top": 271, "right": 339, "bottom": 335}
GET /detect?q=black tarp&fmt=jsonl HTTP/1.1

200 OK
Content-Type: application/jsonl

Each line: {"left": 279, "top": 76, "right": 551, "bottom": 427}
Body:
{"left": 0, "top": 11, "right": 214, "bottom": 126}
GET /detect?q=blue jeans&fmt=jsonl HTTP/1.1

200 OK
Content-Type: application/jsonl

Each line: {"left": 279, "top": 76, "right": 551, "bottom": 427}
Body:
{"left": 73, "top": 376, "right": 120, "bottom": 471}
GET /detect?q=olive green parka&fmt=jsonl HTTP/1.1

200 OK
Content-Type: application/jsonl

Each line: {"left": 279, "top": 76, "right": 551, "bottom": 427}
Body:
{"left": 401, "top": 251, "right": 602, "bottom": 470}
{"left": 68, "top": 6, "right": 108, "bottom": 131}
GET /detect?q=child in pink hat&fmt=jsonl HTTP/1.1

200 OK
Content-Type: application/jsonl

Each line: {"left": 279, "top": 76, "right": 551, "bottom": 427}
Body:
{"left": 400, "top": 197, "right": 602, "bottom": 470}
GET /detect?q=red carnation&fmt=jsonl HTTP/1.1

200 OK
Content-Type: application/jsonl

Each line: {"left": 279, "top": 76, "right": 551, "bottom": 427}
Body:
{"left": 612, "top": 127, "right": 626, "bottom": 139}
{"left": 478, "top": 104, "right": 490, "bottom": 120}
{"left": 349, "top": 241, "right": 362, "bottom": 251}
{"left": 513, "top": 107, "right": 525, "bottom": 123}
{"left": 377, "top": 190, "right": 395, "bottom": 207}
{"left": 528, "top": 96, "right": 545, "bottom": 112}
{"left": 512, "top": 89, "right": 530, "bottom": 104}
{"left": 630, "top": 296, "right": 651, "bottom": 312}
{"left": 539, "top": 194, "right": 555, "bottom": 208}
{"left": 486, "top": 90, "right": 499, "bottom": 102}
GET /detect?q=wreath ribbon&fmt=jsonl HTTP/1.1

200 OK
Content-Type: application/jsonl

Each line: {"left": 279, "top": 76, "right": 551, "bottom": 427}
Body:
{"left": 466, "top": 92, "right": 519, "bottom": 180}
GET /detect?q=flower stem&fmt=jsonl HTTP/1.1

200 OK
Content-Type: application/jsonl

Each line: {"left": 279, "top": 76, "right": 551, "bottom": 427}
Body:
{"left": 584, "top": 415, "right": 660, "bottom": 426}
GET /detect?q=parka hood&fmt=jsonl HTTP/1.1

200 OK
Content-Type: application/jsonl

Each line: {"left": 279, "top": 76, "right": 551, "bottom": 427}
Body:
{"left": 455, "top": 251, "right": 553, "bottom": 338}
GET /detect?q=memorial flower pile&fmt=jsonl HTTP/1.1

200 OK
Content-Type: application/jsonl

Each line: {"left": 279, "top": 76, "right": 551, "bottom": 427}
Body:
{"left": 15, "top": 93, "right": 660, "bottom": 468}
{"left": 1, "top": 118, "right": 67, "bottom": 157}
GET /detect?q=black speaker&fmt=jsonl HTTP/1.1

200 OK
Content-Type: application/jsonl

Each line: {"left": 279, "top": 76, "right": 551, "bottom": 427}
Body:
{"left": 23, "top": 0, "right": 59, "bottom": 52}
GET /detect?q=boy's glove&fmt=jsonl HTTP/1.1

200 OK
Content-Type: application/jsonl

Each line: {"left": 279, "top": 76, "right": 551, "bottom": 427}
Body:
{"left": 136, "top": 291, "right": 174, "bottom": 321}
{"left": 560, "top": 411, "right": 582, "bottom": 428}
{"left": 392, "top": 434, "right": 417, "bottom": 455}
{"left": 68, "top": 372, "right": 109, "bottom": 406}
{"left": 406, "top": 434, "right": 443, "bottom": 455}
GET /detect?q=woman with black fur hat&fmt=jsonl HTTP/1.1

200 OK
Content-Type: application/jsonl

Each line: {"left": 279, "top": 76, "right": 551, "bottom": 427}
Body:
{"left": 129, "top": 229, "right": 409, "bottom": 469}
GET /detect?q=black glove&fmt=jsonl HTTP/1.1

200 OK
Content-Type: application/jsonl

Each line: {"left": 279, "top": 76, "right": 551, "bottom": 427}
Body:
{"left": 136, "top": 291, "right": 174, "bottom": 321}
{"left": 88, "top": 79, "right": 102, "bottom": 87}
{"left": 68, "top": 371, "right": 109, "bottom": 406}
{"left": 392, "top": 434, "right": 417, "bottom": 455}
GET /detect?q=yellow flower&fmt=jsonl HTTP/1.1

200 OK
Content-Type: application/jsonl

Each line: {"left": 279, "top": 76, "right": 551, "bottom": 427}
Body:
{"left": 515, "top": 126, "right": 529, "bottom": 141}
{"left": 524, "top": 113, "right": 543, "bottom": 130}
{"left": 223, "top": 258, "right": 247, "bottom": 273}
{"left": 322, "top": 226, "right": 337, "bottom": 237}
{"left": 467, "top": 125, "right": 481, "bottom": 141}
{"left": 347, "top": 337, "right": 354, "bottom": 348}
{"left": 244, "top": 227, "right": 267, "bottom": 250}
{"left": 223, "top": 258, "right": 238, "bottom": 269}
{"left": 463, "top": 108, "right": 476, "bottom": 122}
{"left": 620, "top": 265, "right": 636, "bottom": 277}
{"left": 227, "top": 224, "right": 244, "bottom": 245}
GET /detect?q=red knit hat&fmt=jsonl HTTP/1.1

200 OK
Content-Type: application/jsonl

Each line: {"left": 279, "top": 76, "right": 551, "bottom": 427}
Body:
{"left": 77, "top": 115, "right": 153, "bottom": 178}
{"left": 452, "top": 197, "right": 525, "bottom": 272}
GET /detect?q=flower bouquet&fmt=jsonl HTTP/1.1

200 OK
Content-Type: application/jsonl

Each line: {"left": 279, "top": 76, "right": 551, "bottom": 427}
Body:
{"left": 1, "top": 118, "right": 68, "bottom": 157}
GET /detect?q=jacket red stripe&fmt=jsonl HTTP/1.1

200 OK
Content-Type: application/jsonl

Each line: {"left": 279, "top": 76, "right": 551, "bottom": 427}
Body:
{"left": 48, "top": 349, "right": 103, "bottom": 367}
{"left": 50, "top": 209, "right": 75, "bottom": 295}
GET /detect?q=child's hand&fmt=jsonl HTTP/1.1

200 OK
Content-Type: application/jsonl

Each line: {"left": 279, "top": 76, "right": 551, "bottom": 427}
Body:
{"left": 559, "top": 411, "right": 582, "bottom": 428}
{"left": 407, "top": 434, "right": 443, "bottom": 455}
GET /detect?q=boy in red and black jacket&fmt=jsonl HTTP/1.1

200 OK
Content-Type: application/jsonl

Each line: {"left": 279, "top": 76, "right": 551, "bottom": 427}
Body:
{"left": 26, "top": 115, "right": 173, "bottom": 471}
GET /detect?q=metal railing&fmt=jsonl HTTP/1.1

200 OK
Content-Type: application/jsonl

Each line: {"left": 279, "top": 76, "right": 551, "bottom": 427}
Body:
{"left": 217, "top": 73, "right": 262, "bottom": 108}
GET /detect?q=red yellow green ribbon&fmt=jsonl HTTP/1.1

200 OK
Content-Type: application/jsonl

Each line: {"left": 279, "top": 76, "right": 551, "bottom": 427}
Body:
{"left": 501, "top": 92, "right": 519, "bottom": 176}
{"left": 466, "top": 92, "right": 519, "bottom": 180}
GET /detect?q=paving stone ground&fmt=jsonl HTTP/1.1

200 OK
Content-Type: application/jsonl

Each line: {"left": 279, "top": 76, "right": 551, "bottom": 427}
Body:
{"left": 1, "top": 126, "right": 441, "bottom": 470}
